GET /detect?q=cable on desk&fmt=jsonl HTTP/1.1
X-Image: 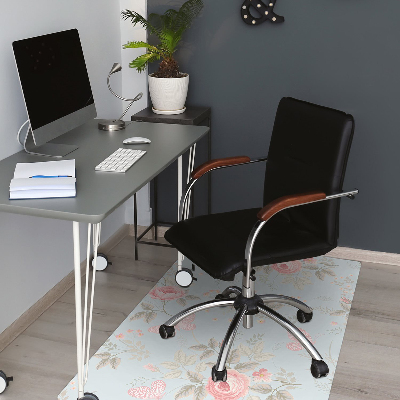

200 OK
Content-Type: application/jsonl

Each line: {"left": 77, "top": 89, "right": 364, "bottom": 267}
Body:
{"left": 17, "top": 119, "right": 30, "bottom": 145}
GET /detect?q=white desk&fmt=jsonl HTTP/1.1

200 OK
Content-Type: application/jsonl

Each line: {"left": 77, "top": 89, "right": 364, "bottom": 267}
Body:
{"left": 0, "top": 119, "right": 208, "bottom": 399}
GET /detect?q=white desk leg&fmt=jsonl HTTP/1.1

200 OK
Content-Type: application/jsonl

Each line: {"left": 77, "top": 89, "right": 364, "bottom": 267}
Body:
{"left": 73, "top": 221, "right": 84, "bottom": 399}
{"left": 73, "top": 221, "right": 101, "bottom": 400}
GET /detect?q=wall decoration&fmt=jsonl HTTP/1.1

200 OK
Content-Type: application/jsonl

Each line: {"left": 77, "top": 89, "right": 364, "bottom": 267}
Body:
{"left": 241, "top": 0, "right": 284, "bottom": 25}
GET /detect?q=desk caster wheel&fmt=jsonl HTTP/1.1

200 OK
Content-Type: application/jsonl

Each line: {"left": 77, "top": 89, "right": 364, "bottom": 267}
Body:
{"left": 297, "top": 310, "right": 313, "bottom": 323}
{"left": 0, "top": 371, "right": 13, "bottom": 394}
{"left": 211, "top": 366, "right": 227, "bottom": 382}
{"left": 159, "top": 325, "right": 175, "bottom": 339}
{"left": 175, "top": 268, "right": 196, "bottom": 288}
{"left": 91, "top": 253, "right": 111, "bottom": 271}
{"left": 311, "top": 359, "right": 329, "bottom": 378}
{"left": 81, "top": 393, "right": 99, "bottom": 400}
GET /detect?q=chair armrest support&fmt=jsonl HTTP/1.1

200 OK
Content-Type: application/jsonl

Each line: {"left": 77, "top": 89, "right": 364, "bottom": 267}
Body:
{"left": 257, "top": 189, "right": 359, "bottom": 222}
{"left": 191, "top": 156, "right": 250, "bottom": 179}
{"left": 243, "top": 189, "right": 359, "bottom": 294}
{"left": 191, "top": 156, "right": 268, "bottom": 179}
{"left": 179, "top": 156, "right": 268, "bottom": 221}
{"left": 257, "top": 191, "right": 327, "bottom": 221}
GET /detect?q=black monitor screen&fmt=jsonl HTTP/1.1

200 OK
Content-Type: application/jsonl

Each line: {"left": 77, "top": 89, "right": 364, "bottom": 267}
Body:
{"left": 13, "top": 29, "right": 94, "bottom": 130}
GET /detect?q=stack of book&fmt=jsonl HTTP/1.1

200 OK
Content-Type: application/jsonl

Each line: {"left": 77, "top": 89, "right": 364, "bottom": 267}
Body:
{"left": 9, "top": 159, "right": 76, "bottom": 200}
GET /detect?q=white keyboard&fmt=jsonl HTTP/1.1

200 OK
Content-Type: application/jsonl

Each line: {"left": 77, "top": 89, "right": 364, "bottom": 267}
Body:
{"left": 95, "top": 148, "right": 146, "bottom": 173}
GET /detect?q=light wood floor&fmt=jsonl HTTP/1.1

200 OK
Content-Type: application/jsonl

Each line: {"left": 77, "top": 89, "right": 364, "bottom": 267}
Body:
{"left": 0, "top": 235, "right": 398, "bottom": 400}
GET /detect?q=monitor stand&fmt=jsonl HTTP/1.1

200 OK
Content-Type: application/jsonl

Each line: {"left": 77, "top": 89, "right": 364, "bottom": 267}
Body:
{"left": 23, "top": 126, "right": 78, "bottom": 158}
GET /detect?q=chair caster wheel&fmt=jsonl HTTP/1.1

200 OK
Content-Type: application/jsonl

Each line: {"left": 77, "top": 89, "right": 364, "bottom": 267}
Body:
{"left": 0, "top": 370, "right": 13, "bottom": 394}
{"left": 80, "top": 393, "right": 99, "bottom": 400}
{"left": 91, "top": 253, "right": 111, "bottom": 271}
{"left": 297, "top": 309, "right": 313, "bottom": 323}
{"left": 311, "top": 359, "right": 329, "bottom": 378}
{"left": 175, "top": 268, "right": 196, "bottom": 288}
{"left": 211, "top": 366, "right": 227, "bottom": 382}
{"left": 159, "top": 325, "right": 175, "bottom": 339}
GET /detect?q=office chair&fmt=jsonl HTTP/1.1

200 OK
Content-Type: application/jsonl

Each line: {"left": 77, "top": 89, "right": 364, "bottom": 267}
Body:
{"left": 159, "top": 97, "right": 358, "bottom": 382}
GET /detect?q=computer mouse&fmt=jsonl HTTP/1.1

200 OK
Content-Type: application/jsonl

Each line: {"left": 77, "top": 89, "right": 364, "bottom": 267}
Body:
{"left": 123, "top": 137, "right": 151, "bottom": 144}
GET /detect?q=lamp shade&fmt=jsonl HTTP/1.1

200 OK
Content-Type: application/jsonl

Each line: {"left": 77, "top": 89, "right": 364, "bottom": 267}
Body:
{"left": 109, "top": 63, "right": 122, "bottom": 75}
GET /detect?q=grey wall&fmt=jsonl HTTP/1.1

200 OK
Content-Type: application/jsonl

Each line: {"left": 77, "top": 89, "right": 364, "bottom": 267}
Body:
{"left": 148, "top": 0, "right": 400, "bottom": 253}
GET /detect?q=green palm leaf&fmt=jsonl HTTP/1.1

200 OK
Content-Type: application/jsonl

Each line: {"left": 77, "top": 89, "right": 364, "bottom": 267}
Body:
{"left": 129, "top": 52, "right": 161, "bottom": 73}
{"left": 121, "top": 10, "right": 161, "bottom": 38}
{"left": 175, "top": 0, "right": 204, "bottom": 31}
{"left": 159, "top": 30, "right": 183, "bottom": 55}
{"left": 122, "top": 0, "right": 204, "bottom": 76}
{"left": 123, "top": 41, "right": 162, "bottom": 55}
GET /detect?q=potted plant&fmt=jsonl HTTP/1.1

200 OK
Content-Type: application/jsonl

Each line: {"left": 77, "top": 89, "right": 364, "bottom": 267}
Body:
{"left": 122, "top": 0, "right": 204, "bottom": 114}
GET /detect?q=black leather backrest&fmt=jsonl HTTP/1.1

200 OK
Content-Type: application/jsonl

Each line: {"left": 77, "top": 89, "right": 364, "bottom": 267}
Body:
{"left": 264, "top": 97, "right": 354, "bottom": 246}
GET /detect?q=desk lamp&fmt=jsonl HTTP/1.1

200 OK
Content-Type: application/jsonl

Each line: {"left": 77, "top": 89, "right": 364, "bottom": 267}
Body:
{"left": 98, "top": 63, "right": 143, "bottom": 131}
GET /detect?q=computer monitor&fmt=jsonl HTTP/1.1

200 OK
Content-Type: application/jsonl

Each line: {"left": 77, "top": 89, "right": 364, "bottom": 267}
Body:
{"left": 13, "top": 29, "right": 96, "bottom": 157}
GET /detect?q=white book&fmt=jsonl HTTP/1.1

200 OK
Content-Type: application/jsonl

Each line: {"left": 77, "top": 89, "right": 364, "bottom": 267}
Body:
{"left": 9, "top": 189, "right": 76, "bottom": 200}
{"left": 10, "top": 160, "right": 76, "bottom": 200}
{"left": 10, "top": 177, "right": 76, "bottom": 191}
{"left": 13, "top": 159, "right": 75, "bottom": 179}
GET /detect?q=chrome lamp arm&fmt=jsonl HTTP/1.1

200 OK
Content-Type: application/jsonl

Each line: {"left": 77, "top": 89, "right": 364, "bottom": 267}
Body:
{"left": 106, "top": 73, "right": 143, "bottom": 121}
{"left": 98, "top": 62, "right": 143, "bottom": 131}
{"left": 243, "top": 189, "right": 359, "bottom": 294}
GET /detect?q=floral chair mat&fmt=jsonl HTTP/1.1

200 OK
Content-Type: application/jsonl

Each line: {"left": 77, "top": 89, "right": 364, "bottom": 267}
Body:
{"left": 59, "top": 256, "right": 361, "bottom": 400}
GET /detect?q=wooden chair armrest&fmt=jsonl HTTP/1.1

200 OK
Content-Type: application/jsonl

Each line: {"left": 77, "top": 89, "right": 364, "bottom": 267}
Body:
{"left": 257, "top": 191, "right": 327, "bottom": 221}
{"left": 191, "top": 156, "right": 251, "bottom": 179}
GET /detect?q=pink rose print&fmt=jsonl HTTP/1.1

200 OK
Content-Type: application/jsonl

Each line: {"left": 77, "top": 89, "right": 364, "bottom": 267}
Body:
{"left": 252, "top": 368, "right": 272, "bottom": 382}
{"left": 271, "top": 260, "right": 302, "bottom": 274}
{"left": 143, "top": 364, "right": 158, "bottom": 372}
{"left": 206, "top": 369, "right": 249, "bottom": 400}
{"left": 149, "top": 286, "right": 185, "bottom": 301}
{"left": 148, "top": 314, "right": 196, "bottom": 333}
{"left": 115, "top": 333, "right": 124, "bottom": 339}
{"left": 286, "top": 328, "right": 315, "bottom": 351}
{"left": 128, "top": 380, "right": 166, "bottom": 399}
{"left": 330, "top": 321, "right": 338, "bottom": 326}
{"left": 286, "top": 341, "right": 304, "bottom": 351}
{"left": 341, "top": 296, "right": 351, "bottom": 304}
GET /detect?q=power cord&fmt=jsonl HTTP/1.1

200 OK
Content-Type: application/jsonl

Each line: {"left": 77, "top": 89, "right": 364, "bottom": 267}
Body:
{"left": 17, "top": 119, "right": 30, "bottom": 145}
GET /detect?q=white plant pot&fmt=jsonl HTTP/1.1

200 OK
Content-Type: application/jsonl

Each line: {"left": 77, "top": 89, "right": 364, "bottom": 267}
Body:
{"left": 148, "top": 73, "right": 189, "bottom": 114}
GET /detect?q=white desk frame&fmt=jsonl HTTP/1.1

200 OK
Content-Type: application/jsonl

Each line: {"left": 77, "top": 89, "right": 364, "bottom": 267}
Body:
{"left": 72, "top": 149, "right": 195, "bottom": 398}
{"left": 0, "top": 120, "right": 208, "bottom": 399}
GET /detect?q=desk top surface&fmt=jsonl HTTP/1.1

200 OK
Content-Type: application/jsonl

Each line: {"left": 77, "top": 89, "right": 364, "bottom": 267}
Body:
{"left": 0, "top": 120, "right": 208, "bottom": 223}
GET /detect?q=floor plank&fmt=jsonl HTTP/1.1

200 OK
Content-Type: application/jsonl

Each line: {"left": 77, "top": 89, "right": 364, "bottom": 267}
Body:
{"left": 0, "top": 241, "right": 174, "bottom": 400}
{"left": 329, "top": 261, "right": 400, "bottom": 400}
{"left": 0, "top": 238, "right": 398, "bottom": 400}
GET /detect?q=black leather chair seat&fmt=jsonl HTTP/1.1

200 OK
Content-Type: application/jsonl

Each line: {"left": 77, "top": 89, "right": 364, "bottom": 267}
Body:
{"left": 165, "top": 208, "right": 334, "bottom": 281}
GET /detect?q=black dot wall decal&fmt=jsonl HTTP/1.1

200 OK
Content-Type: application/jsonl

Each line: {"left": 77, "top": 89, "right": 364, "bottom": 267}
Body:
{"left": 241, "top": 0, "right": 284, "bottom": 25}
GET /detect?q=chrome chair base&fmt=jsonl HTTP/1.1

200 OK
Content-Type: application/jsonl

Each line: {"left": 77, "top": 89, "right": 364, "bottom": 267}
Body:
{"left": 159, "top": 286, "right": 330, "bottom": 381}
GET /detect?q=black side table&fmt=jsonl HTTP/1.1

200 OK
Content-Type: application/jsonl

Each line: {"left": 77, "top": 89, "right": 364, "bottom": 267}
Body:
{"left": 131, "top": 106, "right": 212, "bottom": 259}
